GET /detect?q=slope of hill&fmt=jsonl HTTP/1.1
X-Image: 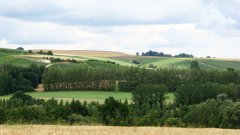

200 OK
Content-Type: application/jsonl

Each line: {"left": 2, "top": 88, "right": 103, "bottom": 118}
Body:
{"left": 0, "top": 51, "right": 46, "bottom": 67}
{"left": 1, "top": 48, "right": 240, "bottom": 70}
{"left": 110, "top": 55, "right": 240, "bottom": 70}
{"left": 33, "top": 49, "right": 129, "bottom": 57}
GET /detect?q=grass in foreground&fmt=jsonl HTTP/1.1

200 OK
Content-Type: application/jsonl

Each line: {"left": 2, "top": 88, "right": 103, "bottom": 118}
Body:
{"left": 0, "top": 91, "right": 175, "bottom": 104}
{"left": 0, "top": 125, "right": 239, "bottom": 135}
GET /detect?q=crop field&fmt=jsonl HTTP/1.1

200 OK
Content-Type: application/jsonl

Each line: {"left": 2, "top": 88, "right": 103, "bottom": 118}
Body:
{"left": 0, "top": 125, "right": 239, "bottom": 135}
{"left": 111, "top": 56, "right": 240, "bottom": 70}
{"left": 0, "top": 91, "right": 175, "bottom": 104}
{"left": 197, "top": 58, "right": 240, "bottom": 70}
{"left": 33, "top": 49, "right": 128, "bottom": 57}
{"left": 141, "top": 57, "right": 191, "bottom": 69}
{"left": 2, "top": 48, "right": 240, "bottom": 70}
{"left": 23, "top": 53, "right": 134, "bottom": 66}
{"left": 0, "top": 52, "right": 45, "bottom": 67}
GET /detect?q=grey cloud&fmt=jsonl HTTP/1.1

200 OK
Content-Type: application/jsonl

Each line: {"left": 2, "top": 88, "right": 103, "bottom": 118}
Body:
{"left": 0, "top": 0, "right": 206, "bottom": 26}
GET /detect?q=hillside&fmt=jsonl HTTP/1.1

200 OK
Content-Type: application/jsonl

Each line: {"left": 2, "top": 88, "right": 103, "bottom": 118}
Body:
{"left": 0, "top": 49, "right": 46, "bottom": 67}
{"left": 110, "top": 55, "right": 240, "bottom": 70}
{"left": 1, "top": 48, "right": 240, "bottom": 70}
{"left": 33, "top": 49, "right": 129, "bottom": 57}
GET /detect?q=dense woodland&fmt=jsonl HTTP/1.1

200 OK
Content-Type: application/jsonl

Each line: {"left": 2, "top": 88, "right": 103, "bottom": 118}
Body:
{"left": 0, "top": 64, "right": 45, "bottom": 95}
{"left": 42, "top": 61, "right": 240, "bottom": 93}
{"left": 0, "top": 60, "right": 240, "bottom": 128}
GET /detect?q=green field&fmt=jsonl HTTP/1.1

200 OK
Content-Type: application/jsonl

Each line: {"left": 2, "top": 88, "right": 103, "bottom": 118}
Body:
{"left": 0, "top": 52, "right": 46, "bottom": 67}
{"left": 0, "top": 91, "right": 175, "bottom": 104}
{"left": 2, "top": 48, "right": 240, "bottom": 70}
{"left": 111, "top": 56, "right": 240, "bottom": 70}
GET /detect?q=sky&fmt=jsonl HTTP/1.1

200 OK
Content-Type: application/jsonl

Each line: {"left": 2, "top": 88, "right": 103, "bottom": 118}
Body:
{"left": 0, "top": 0, "right": 240, "bottom": 58}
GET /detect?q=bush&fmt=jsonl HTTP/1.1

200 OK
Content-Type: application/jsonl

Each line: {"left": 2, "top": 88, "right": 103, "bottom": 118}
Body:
{"left": 165, "top": 118, "right": 185, "bottom": 127}
{"left": 7, "top": 106, "right": 46, "bottom": 124}
{"left": 10, "top": 91, "right": 33, "bottom": 103}
{"left": 149, "top": 64, "right": 157, "bottom": 69}
{"left": 70, "top": 100, "right": 89, "bottom": 116}
{"left": 0, "top": 107, "right": 5, "bottom": 124}
{"left": 68, "top": 114, "right": 94, "bottom": 125}
{"left": 98, "top": 97, "right": 129, "bottom": 125}
{"left": 132, "top": 60, "right": 140, "bottom": 65}
{"left": 138, "top": 109, "right": 159, "bottom": 126}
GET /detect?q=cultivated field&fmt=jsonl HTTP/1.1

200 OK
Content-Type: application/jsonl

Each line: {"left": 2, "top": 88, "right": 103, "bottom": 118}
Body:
{"left": 2, "top": 48, "right": 240, "bottom": 69}
{"left": 33, "top": 49, "right": 129, "bottom": 57}
{"left": 0, "top": 52, "right": 45, "bottom": 67}
{"left": 0, "top": 125, "right": 239, "bottom": 135}
{"left": 0, "top": 91, "right": 175, "bottom": 104}
{"left": 111, "top": 56, "right": 240, "bottom": 70}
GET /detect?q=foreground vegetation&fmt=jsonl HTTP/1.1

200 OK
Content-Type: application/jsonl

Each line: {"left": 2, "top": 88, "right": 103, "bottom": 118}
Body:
{"left": 1, "top": 125, "right": 239, "bottom": 135}
{"left": 0, "top": 91, "right": 239, "bottom": 128}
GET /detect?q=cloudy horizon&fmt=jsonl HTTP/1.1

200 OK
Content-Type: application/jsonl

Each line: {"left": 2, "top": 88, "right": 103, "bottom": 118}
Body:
{"left": 0, "top": 0, "right": 240, "bottom": 58}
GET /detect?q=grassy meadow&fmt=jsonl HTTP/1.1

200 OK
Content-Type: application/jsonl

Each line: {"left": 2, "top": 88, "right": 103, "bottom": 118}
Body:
{"left": 0, "top": 52, "right": 46, "bottom": 67}
{"left": 0, "top": 91, "right": 175, "bottom": 104}
{"left": 0, "top": 125, "right": 239, "bottom": 135}
{"left": 111, "top": 56, "right": 240, "bottom": 70}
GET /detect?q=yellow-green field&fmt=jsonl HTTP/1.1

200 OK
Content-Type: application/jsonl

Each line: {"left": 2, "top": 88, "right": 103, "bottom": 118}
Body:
{"left": 0, "top": 91, "right": 175, "bottom": 104}
{"left": 0, "top": 52, "right": 46, "bottom": 67}
{"left": 2, "top": 48, "right": 240, "bottom": 70}
{"left": 0, "top": 125, "right": 239, "bottom": 135}
{"left": 33, "top": 49, "right": 128, "bottom": 57}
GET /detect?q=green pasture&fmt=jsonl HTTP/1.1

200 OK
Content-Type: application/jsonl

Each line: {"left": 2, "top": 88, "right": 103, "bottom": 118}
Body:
{"left": 0, "top": 91, "right": 175, "bottom": 104}
{"left": 2, "top": 47, "right": 240, "bottom": 70}
{"left": 0, "top": 52, "right": 45, "bottom": 67}
{"left": 111, "top": 56, "right": 240, "bottom": 70}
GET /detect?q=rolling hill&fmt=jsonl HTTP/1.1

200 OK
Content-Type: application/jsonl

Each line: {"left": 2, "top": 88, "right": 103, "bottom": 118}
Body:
{"left": 0, "top": 49, "right": 46, "bottom": 67}
{"left": 1, "top": 48, "right": 240, "bottom": 70}
{"left": 33, "top": 49, "right": 129, "bottom": 57}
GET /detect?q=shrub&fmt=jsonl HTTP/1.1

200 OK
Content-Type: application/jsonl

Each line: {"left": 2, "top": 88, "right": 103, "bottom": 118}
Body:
{"left": 132, "top": 60, "right": 140, "bottom": 65}
{"left": 0, "top": 107, "right": 5, "bottom": 124}
{"left": 138, "top": 109, "right": 159, "bottom": 126}
{"left": 10, "top": 91, "right": 33, "bottom": 103}
{"left": 165, "top": 118, "right": 185, "bottom": 127}
{"left": 98, "top": 97, "right": 129, "bottom": 125}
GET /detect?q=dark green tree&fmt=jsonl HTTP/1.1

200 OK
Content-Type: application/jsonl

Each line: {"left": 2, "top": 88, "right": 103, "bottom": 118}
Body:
{"left": 98, "top": 97, "right": 129, "bottom": 125}
{"left": 132, "top": 84, "right": 168, "bottom": 108}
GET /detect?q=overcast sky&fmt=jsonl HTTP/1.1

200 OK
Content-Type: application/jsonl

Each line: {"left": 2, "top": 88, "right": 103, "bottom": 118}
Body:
{"left": 0, "top": 0, "right": 239, "bottom": 58}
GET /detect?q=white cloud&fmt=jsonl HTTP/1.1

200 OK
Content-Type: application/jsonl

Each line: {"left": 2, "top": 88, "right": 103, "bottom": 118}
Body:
{"left": 0, "top": 0, "right": 206, "bottom": 25}
{"left": 0, "top": 16, "right": 93, "bottom": 44}
{"left": 0, "top": 0, "right": 240, "bottom": 58}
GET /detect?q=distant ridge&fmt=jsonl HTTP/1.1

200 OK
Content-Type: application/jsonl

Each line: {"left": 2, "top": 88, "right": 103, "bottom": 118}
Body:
{"left": 33, "top": 49, "right": 130, "bottom": 58}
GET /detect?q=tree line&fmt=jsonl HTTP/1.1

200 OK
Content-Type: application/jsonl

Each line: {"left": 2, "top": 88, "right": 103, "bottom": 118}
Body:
{"left": 140, "top": 50, "right": 194, "bottom": 58}
{"left": 36, "top": 50, "right": 53, "bottom": 55}
{"left": 0, "top": 91, "right": 239, "bottom": 128}
{"left": 42, "top": 57, "right": 78, "bottom": 63}
{"left": 42, "top": 64, "right": 240, "bottom": 92}
{"left": 175, "top": 82, "right": 240, "bottom": 106}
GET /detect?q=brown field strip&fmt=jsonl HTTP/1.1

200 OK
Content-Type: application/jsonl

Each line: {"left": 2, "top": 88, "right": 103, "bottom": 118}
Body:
{"left": 0, "top": 125, "right": 239, "bottom": 135}
{"left": 33, "top": 50, "right": 129, "bottom": 57}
